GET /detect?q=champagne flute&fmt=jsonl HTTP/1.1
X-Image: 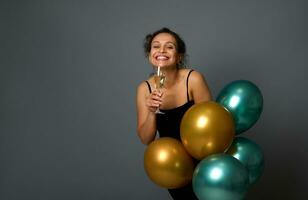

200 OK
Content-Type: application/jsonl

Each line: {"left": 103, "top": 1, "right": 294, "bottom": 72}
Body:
{"left": 154, "top": 66, "right": 166, "bottom": 114}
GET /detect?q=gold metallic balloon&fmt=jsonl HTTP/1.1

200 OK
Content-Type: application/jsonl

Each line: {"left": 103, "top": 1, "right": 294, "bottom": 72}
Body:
{"left": 144, "top": 137, "right": 195, "bottom": 189}
{"left": 180, "top": 101, "right": 235, "bottom": 160}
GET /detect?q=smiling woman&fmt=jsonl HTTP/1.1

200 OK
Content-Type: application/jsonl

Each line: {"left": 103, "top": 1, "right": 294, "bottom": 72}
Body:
{"left": 143, "top": 28, "right": 187, "bottom": 68}
{"left": 149, "top": 34, "right": 180, "bottom": 68}
{"left": 136, "top": 27, "right": 212, "bottom": 199}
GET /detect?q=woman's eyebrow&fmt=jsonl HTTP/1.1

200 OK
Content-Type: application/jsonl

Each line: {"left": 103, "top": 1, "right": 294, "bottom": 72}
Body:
{"left": 152, "top": 41, "right": 176, "bottom": 46}
{"left": 165, "top": 42, "right": 176, "bottom": 46}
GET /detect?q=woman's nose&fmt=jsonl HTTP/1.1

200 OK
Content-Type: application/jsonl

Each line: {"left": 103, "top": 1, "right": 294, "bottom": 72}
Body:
{"left": 159, "top": 46, "right": 165, "bottom": 52}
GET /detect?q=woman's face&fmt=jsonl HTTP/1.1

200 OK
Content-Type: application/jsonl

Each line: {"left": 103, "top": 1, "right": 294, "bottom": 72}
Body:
{"left": 149, "top": 33, "right": 181, "bottom": 69}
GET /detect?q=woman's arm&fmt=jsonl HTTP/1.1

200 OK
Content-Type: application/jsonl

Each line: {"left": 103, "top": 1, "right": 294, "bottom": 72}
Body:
{"left": 136, "top": 82, "right": 162, "bottom": 145}
{"left": 189, "top": 70, "right": 212, "bottom": 103}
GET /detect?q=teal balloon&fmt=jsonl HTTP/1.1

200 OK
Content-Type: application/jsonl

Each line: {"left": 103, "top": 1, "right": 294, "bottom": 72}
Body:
{"left": 216, "top": 80, "right": 263, "bottom": 134}
{"left": 226, "top": 137, "right": 265, "bottom": 185}
{"left": 193, "top": 154, "right": 249, "bottom": 200}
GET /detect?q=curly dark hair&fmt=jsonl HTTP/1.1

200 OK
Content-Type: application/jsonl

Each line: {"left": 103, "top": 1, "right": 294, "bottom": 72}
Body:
{"left": 143, "top": 27, "right": 188, "bottom": 68}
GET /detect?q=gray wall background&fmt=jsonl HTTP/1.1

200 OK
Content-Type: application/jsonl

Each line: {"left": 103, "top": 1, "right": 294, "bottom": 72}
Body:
{"left": 1, "top": 0, "right": 307, "bottom": 199}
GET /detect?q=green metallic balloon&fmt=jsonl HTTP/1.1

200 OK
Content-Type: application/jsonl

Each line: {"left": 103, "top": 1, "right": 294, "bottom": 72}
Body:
{"left": 193, "top": 154, "right": 249, "bottom": 200}
{"left": 216, "top": 80, "right": 263, "bottom": 134}
{"left": 226, "top": 137, "right": 265, "bottom": 185}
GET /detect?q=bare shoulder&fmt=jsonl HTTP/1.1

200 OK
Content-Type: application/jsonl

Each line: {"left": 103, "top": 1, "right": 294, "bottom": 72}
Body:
{"left": 137, "top": 79, "right": 153, "bottom": 100}
{"left": 178, "top": 68, "right": 197, "bottom": 79}
{"left": 187, "top": 69, "right": 212, "bottom": 102}
{"left": 179, "top": 68, "right": 194, "bottom": 74}
{"left": 189, "top": 69, "right": 208, "bottom": 84}
{"left": 137, "top": 81, "right": 149, "bottom": 95}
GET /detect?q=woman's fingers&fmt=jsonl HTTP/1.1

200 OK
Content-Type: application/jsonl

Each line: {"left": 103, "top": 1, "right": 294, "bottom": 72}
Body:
{"left": 145, "top": 89, "right": 164, "bottom": 112}
{"left": 147, "top": 99, "right": 161, "bottom": 107}
{"left": 151, "top": 95, "right": 162, "bottom": 102}
{"left": 146, "top": 92, "right": 163, "bottom": 112}
{"left": 150, "top": 90, "right": 163, "bottom": 102}
{"left": 152, "top": 89, "right": 163, "bottom": 97}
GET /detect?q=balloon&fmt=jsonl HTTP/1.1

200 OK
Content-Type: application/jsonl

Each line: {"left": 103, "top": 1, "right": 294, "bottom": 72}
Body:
{"left": 144, "top": 137, "right": 195, "bottom": 189}
{"left": 226, "top": 137, "right": 265, "bottom": 185}
{"left": 216, "top": 80, "right": 263, "bottom": 134}
{"left": 180, "top": 101, "right": 235, "bottom": 160}
{"left": 193, "top": 154, "right": 249, "bottom": 200}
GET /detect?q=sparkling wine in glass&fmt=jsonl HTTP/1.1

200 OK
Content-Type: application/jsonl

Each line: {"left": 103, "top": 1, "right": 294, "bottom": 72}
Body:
{"left": 154, "top": 66, "right": 166, "bottom": 114}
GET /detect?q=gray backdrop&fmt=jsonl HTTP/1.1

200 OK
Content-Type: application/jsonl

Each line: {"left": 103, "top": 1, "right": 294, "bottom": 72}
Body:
{"left": 1, "top": 0, "right": 307, "bottom": 199}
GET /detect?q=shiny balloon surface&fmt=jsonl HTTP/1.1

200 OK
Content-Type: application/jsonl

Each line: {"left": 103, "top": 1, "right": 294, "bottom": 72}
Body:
{"left": 216, "top": 80, "right": 263, "bottom": 134}
{"left": 193, "top": 154, "right": 249, "bottom": 200}
{"left": 226, "top": 137, "right": 264, "bottom": 184}
{"left": 180, "top": 101, "right": 235, "bottom": 160}
{"left": 144, "top": 137, "right": 195, "bottom": 189}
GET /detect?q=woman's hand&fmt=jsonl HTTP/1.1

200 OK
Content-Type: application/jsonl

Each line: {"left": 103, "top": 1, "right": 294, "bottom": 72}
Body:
{"left": 146, "top": 90, "right": 163, "bottom": 113}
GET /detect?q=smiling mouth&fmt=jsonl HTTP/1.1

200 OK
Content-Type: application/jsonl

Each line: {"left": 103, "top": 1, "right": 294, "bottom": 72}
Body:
{"left": 155, "top": 55, "right": 169, "bottom": 61}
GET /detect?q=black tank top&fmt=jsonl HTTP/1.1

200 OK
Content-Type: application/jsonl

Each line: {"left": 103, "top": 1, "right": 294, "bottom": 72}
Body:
{"left": 145, "top": 70, "right": 194, "bottom": 141}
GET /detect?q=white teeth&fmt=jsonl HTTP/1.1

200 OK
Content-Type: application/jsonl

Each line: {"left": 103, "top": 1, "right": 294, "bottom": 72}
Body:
{"left": 156, "top": 56, "right": 168, "bottom": 60}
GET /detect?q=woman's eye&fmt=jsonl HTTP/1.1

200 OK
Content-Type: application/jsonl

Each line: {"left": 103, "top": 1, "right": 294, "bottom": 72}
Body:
{"left": 152, "top": 45, "right": 160, "bottom": 48}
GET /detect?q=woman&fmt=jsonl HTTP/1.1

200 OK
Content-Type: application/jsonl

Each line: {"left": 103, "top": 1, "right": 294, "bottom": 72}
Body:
{"left": 136, "top": 28, "right": 212, "bottom": 199}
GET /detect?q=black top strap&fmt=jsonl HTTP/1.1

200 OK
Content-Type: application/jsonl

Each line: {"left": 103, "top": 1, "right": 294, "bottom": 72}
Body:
{"left": 186, "top": 70, "right": 194, "bottom": 101}
{"left": 145, "top": 81, "right": 152, "bottom": 94}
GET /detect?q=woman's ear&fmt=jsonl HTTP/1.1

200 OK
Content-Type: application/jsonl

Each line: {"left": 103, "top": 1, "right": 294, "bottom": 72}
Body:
{"left": 177, "top": 54, "right": 183, "bottom": 65}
